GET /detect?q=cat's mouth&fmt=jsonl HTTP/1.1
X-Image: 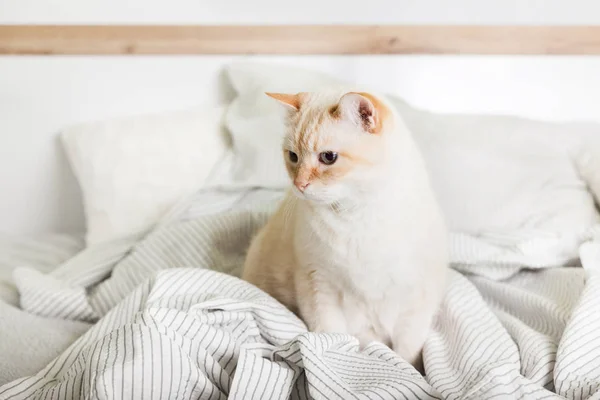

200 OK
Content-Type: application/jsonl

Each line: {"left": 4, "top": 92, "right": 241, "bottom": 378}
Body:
{"left": 291, "top": 186, "right": 310, "bottom": 200}
{"left": 291, "top": 185, "right": 333, "bottom": 205}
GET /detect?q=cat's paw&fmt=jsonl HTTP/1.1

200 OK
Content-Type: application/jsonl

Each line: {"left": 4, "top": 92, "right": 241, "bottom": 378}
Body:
{"left": 355, "top": 330, "right": 386, "bottom": 350}
{"left": 393, "top": 343, "right": 424, "bottom": 374}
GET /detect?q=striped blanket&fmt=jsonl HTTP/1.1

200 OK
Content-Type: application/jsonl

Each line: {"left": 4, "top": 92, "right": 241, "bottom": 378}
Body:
{"left": 2, "top": 187, "right": 600, "bottom": 400}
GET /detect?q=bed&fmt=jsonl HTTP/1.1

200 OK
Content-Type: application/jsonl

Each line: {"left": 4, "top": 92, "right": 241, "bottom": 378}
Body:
{"left": 1, "top": 25, "right": 600, "bottom": 399}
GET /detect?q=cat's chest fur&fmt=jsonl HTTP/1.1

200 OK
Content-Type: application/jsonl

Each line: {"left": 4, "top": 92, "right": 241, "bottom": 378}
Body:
{"left": 295, "top": 199, "right": 418, "bottom": 296}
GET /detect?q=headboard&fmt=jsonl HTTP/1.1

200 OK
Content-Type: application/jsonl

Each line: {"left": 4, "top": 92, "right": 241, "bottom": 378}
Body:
{"left": 1, "top": 25, "right": 600, "bottom": 235}
{"left": 2, "top": 25, "right": 600, "bottom": 55}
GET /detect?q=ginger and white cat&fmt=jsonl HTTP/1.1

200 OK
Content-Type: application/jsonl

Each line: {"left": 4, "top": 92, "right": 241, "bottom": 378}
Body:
{"left": 242, "top": 89, "right": 448, "bottom": 369}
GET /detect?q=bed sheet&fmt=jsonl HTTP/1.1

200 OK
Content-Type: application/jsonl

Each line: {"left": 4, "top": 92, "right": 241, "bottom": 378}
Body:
{"left": 2, "top": 189, "right": 600, "bottom": 399}
{"left": 0, "top": 232, "right": 84, "bottom": 305}
{"left": 0, "top": 233, "right": 89, "bottom": 385}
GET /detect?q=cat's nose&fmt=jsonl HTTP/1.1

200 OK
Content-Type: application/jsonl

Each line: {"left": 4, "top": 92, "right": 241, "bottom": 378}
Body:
{"left": 294, "top": 180, "right": 310, "bottom": 192}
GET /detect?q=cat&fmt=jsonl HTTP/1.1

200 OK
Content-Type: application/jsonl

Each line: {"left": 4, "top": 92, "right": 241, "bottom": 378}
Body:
{"left": 242, "top": 89, "right": 448, "bottom": 370}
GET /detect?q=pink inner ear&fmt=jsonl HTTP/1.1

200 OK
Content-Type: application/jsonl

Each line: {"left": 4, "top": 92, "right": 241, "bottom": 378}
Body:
{"left": 265, "top": 92, "right": 301, "bottom": 110}
{"left": 337, "top": 92, "right": 379, "bottom": 133}
{"left": 353, "top": 92, "right": 389, "bottom": 134}
{"left": 357, "top": 98, "right": 376, "bottom": 127}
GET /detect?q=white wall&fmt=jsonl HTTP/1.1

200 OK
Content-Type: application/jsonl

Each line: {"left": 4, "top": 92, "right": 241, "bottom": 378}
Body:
{"left": 1, "top": 1, "right": 600, "bottom": 235}
{"left": 2, "top": 0, "right": 600, "bottom": 24}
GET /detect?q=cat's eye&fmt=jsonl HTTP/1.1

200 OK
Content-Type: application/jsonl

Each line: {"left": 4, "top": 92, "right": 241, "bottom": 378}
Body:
{"left": 319, "top": 151, "right": 338, "bottom": 165}
{"left": 288, "top": 151, "right": 299, "bottom": 163}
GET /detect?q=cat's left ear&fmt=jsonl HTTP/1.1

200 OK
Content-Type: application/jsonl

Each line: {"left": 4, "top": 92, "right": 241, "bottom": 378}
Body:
{"left": 334, "top": 92, "right": 387, "bottom": 134}
{"left": 265, "top": 92, "right": 302, "bottom": 111}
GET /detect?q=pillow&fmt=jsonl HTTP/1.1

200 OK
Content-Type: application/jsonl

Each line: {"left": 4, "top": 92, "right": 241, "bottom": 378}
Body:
{"left": 62, "top": 106, "right": 229, "bottom": 245}
{"left": 224, "top": 62, "right": 600, "bottom": 235}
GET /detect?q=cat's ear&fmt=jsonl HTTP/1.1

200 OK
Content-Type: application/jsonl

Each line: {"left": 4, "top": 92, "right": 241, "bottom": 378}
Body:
{"left": 265, "top": 92, "right": 302, "bottom": 111}
{"left": 334, "top": 92, "right": 386, "bottom": 134}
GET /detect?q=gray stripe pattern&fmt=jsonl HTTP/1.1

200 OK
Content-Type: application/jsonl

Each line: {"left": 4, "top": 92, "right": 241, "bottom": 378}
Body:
{"left": 0, "top": 233, "right": 84, "bottom": 306}
{"left": 3, "top": 187, "right": 600, "bottom": 399}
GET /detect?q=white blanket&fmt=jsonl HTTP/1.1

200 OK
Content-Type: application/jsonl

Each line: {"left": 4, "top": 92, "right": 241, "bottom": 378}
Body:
{"left": 0, "top": 233, "right": 89, "bottom": 385}
{"left": 0, "top": 233, "right": 84, "bottom": 305}
{"left": 2, "top": 188, "right": 600, "bottom": 399}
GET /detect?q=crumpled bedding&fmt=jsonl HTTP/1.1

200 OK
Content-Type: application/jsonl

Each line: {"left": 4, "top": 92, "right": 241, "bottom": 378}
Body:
{"left": 0, "top": 233, "right": 89, "bottom": 386}
{"left": 0, "top": 233, "right": 84, "bottom": 305}
{"left": 2, "top": 188, "right": 600, "bottom": 399}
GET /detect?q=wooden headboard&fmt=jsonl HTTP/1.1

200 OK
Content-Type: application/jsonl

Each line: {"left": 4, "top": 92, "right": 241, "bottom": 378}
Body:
{"left": 1, "top": 25, "right": 600, "bottom": 55}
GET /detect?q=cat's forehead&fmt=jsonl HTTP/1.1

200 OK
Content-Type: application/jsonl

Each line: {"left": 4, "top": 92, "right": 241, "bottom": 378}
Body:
{"left": 286, "top": 108, "right": 337, "bottom": 151}
{"left": 283, "top": 88, "right": 375, "bottom": 152}
{"left": 284, "top": 93, "right": 337, "bottom": 146}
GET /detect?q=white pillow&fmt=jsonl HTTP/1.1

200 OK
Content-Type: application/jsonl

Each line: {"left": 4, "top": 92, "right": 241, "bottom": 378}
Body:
{"left": 224, "top": 62, "right": 600, "bottom": 235}
{"left": 392, "top": 101, "right": 600, "bottom": 234}
{"left": 62, "top": 106, "right": 229, "bottom": 245}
